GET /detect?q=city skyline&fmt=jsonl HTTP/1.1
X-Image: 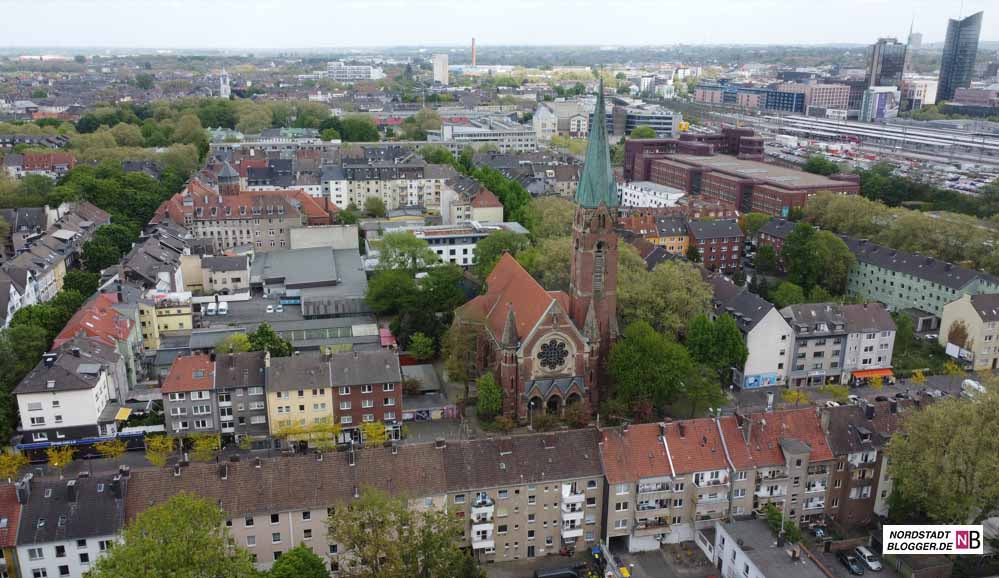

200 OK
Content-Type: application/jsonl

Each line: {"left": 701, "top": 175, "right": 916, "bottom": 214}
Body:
{"left": 0, "top": 0, "right": 995, "bottom": 50}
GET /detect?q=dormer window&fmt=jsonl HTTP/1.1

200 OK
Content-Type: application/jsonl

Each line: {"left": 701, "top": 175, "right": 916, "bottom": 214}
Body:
{"left": 211, "top": 207, "right": 218, "bottom": 217}
{"left": 225, "top": 207, "right": 232, "bottom": 216}
{"left": 196, "top": 207, "right": 203, "bottom": 217}
{"left": 240, "top": 206, "right": 247, "bottom": 216}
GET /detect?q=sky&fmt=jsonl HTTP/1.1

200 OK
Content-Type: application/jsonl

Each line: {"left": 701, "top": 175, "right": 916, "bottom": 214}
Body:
{"left": 0, "top": 0, "right": 996, "bottom": 50}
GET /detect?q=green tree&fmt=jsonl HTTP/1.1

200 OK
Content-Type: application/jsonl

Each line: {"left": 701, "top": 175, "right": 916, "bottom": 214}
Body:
{"left": 81, "top": 238, "right": 121, "bottom": 272}
{"left": 417, "top": 144, "right": 456, "bottom": 166}
{"left": 472, "top": 230, "right": 530, "bottom": 279}
{"left": 819, "top": 384, "right": 850, "bottom": 404}
{"left": 377, "top": 232, "right": 439, "bottom": 272}
{"left": 94, "top": 439, "right": 127, "bottom": 462}
{"left": 443, "top": 322, "right": 481, "bottom": 398}
{"left": 62, "top": 270, "right": 100, "bottom": 296}
{"left": 190, "top": 433, "right": 220, "bottom": 462}
{"left": 754, "top": 244, "right": 778, "bottom": 275}
{"left": 145, "top": 435, "right": 176, "bottom": 467}
{"left": 89, "top": 493, "right": 255, "bottom": 578}
{"left": 713, "top": 314, "right": 748, "bottom": 376}
{"left": 360, "top": 422, "right": 388, "bottom": 447}
{"left": 812, "top": 230, "right": 856, "bottom": 295}
{"left": 771, "top": 282, "right": 806, "bottom": 308}
{"left": 476, "top": 372, "right": 503, "bottom": 420}
{"left": 408, "top": 332, "right": 436, "bottom": 361}
{"left": 629, "top": 125, "right": 657, "bottom": 139}
{"left": 802, "top": 154, "right": 841, "bottom": 176}
{"left": 781, "top": 389, "right": 810, "bottom": 407}
{"left": 610, "top": 321, "right": 697, "bottom": 411}
{"left": 783, "top": 222, "right": 821, "bottom": 290}
{"left": 134, "top": 73, "right": 155, "bottom": 90}
{"left": 268, "top": 545, "right": 329, "bottom": 578}
{"left": 618, "top": 255, "right": 712, "bottom": 338}
{"left": 685, "top": 243, "right": 701, "bottom": 263}
{"left": 249, "top": 323, "right": 293, "bottom": 357}
{"left": 363, "top": 196, "right": 387, "bottom": 218}
{"left": 0, "top": 449, "right": 27, "bottom": 482}
{"left": 740, "top": 212, "right": 771, "bottom": 236}
{"left": 327, "top": 487, "right": 475, "bottom": 578}
{"left": 366, "top": 269, "right": 418, "bottom": 316}
{"left": 518, "top": 236, "right": 572, "bottom": 292}
{"left": 685, "top": 314, "right": 715, "bottom": 365}
{"left": 46, "top": 445, "right": 74, "bottom": 478}
{"left": 110, "top": 122, "right": 144, "bottom": 147}
{"left": 320, "top": 128, "right": 341, "bottom": 141}
{"left": 889, "top": 387, "right": 999, "bottom": 523}
{"left": 682, "top": 374, "right": 727, "bottom": 418}
{"left": 215, "top": 333, "right": 251, "bottom": 354}
{"left": 340, "top": 115, "right": 380, "bottom": 142}
{"left": 524, "top": 197, "right": 575, "bottom": 240}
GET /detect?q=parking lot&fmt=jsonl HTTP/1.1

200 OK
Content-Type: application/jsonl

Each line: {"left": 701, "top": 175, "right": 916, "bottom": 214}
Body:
{"left": 816, "top": 549, "right": 900, "bottom": 578}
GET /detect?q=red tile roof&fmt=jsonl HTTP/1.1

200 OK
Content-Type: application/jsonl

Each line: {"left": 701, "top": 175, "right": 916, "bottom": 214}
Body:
{"left": 743, "top": 408, "right": 834, "bottom": 467}
{"left": 0, "top": 484, "right": 21, "bottom": 549}
{"left": 457, "top": 253, "right": 568, "bottom": 342}
{"left": 150, "top": 178, "right": 335, "bottom": 227}
{"left": 600, "top": 424, "right": 671, "bottom": 484}
{"left": 717, "top": 415, "right": 754, "bottom": 470}
{"left": 663, "top": 418, "right": 731, "bottom": 474}
{"left": 162, "top": 354, "right": 215, "bottom": 393}
{"left": 236, "top": 159, "right": 267, "bottom": 178}
{"left": 53, "top": 293, "right": 133, "bottom": 349}
{"left": 470, "top": 186, "right": 502, "bottom": 209}
{"left": 22, "top": 152, "right": 76, "bottom": 171}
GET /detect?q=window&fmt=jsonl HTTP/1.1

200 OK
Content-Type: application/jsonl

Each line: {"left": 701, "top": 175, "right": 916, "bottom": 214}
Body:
{"left": 361, "top": 399, "right": 373, "bottom": 409}
{"left": 270, "top": 514, "right": 279, "bottom": 525}
{"left": 329, "top": 544, "right": 339, "bottom": 555}
{"left": 28, "top": 548, "right": 43, "bottom": 561}
{"left": 615, "top": 483, "right": 629, "bottom": 495}
{"left": 55, "top": 545, "right": 65, "bottom": 558}
{"left": 383, "top": 383, "right": 395, "bottom": 392}
{"left": 497, "top": 524, "right": 508, "bottom": 534}
{"left": 79, "top": 553, "right": 89, "bottom": 565}
{"left": 98, "top": 540, "right": 110, "bottom": 552}
{"left": 383, "top": 398, "right": 395, "bottom": 407}
{"left": 361, "top": 385, "right": 373, "bottom": 394}
{"left": 272, "top": 532, "right": 281, "bottom": 544}
{"left": 339, "top": 386, "right": 350, "bottom": 395}
{"left": 339, "top": 401, "right": 351, "bottom": 410}
{"left": 614, "top": 519, "right": 628, "bottom": 529}
{"left": 528, "top": 496, "right": 536, "bottom": 505}
{"left": 454, "top": 494, "right": 466, "bottom": 504}
{"left": 340, "top": 416, "right": 352, "bottom": 425}
{"left": 302, "top": 511, "right": 311, "bottom": 521}
{"left": 498, "top": 489, "right": 509, "bottom": 500}
{"left": 273, "top": 552, "right": 282, "bottom": 561}
{"left": 32, "top": 570, "right": 47, "bottom": 578}
{"left": 735, "top": 471, "right": 747, "bottom": 481}
{"left": 244, "top": 514, "right": 254, "bottom": 527}
{"left": 76, "top": 540, "right": 86, "bottom": 549}
{"left": 58, "top": 566, "right": 69, "bottom": 577}
{"left": 587, "top": 480, "right": 598, "bottom": 489}
{"left": 303, "top": 529, "right": 313, "bottom": 540}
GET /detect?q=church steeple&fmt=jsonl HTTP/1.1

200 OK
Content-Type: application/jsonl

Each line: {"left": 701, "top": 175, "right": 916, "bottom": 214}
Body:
{"left": 575, "top": 79, "right": 617, "bottom": 209}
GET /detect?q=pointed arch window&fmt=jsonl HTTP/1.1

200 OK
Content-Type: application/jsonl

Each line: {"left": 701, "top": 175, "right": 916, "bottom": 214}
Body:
{"left": 594, "top": 241, "right": 605, "bottom": 293}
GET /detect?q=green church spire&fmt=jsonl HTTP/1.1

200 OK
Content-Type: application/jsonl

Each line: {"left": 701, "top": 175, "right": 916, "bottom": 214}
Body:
{"left": 575, "top": 79, "right": 618, "bottom": 209}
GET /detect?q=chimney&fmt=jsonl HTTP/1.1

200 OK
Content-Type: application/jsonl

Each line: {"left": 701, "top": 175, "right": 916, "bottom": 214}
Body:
{"left": 254, "top": 457, "right": 262, "bottom": 469}
{"left": 434, "top": 438, "right": 446, "bottom": 449}
{"left": 173, "top": 465, "right": 182, "bottom": 477}
{"left": 110, "top": 474, "right": 123, "bottom": 499}
{"left": 118, "top": 465, "right": 130, "bottom": 478}
{"left": 71, "top": 347, "right": 80, "bottom": 358}
{"left": 66, "top": 480, "right": 77, "bottom": 503}
{"left": 348, "top": 446, "right": 356, "bottom": 466}
{"left": 264, "top": 351, "right": 271, "bottom": 368}
{"left": 678, "top": 422, "right": 686, "bottom": 438}
{"left": 659, "top": 422, "right": 666, "bottom": 439}
{"left": 15, "top": 474, "right": 32, "bottom": 504}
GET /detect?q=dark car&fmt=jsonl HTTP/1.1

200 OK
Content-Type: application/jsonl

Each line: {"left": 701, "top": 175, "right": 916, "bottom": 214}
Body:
{"left": 837, "top": 551, "right": 866, "bottom": 575}
{"left": 874, "top": 396, "right": 890, "bottom": 402}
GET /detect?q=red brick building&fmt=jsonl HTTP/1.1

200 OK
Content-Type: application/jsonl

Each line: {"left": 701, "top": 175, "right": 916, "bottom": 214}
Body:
{"left": 687, "top": 219, "right": 744, "bottom": 273}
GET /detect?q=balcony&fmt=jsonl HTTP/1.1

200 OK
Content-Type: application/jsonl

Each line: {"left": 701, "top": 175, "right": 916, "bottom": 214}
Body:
{"left": 471, "top": 496, "right": 494, "bottom": 521}
{"left": 636, "top": 499, "right": 669, "bottom": 514}
{"left": 634, "top": 517, "right": 671, "bottom": 536}
{"left": 561, "top": 522, "right": 583, "bottom": 539}
{"left": 696, "top": 494, "right": 728, "bottom": 505}
{"left": 755, "top": 486, "right": 787, "bottom": 499}
{"left": 561, "top": 503, "right": 584, "bottom": 523}
{"left": 218, "top": 399, "right": 232, "bottom": 408}
{"left": 756, "top": 471, "right": 788, "bottom": 482}
{"left": 694, "top": 475, "right": 729, "bottom": 488}
{"left": 471, "top": 534, "right": 494, "bottom": 550}
{"left": 803, "top": 499, "right": 826, "bottom": 511}
{"left": 561, "top": 483, "right": 585, "bottom": 504}
{"left": 805, "top": 483, "right": 827, "bottom": 494}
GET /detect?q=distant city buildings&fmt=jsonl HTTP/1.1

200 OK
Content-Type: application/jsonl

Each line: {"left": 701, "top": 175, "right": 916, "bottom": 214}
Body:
{"left": 432, "top": 53, "right": 449, "bottom": 85}
{"left": 219, "top": 67, "right": 231, "bottom": 99}
{"left": 859, "top": 86, "right": 901, "bottom": 122}
{"left": 866, "top": 37, "right": 907, "bottom": 89}
{"left": 937, "top": 11, "right": 984, "bottom": 102}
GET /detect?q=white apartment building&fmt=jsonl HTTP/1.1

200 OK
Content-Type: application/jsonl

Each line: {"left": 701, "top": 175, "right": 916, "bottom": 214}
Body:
{"left": 429, "top": 118, "right": 538, "bottom": 153}
{"left": 618, "top": 181, "right": 685, "bottom": 208}
{"left": 375, "top": 221, "right": 528, "bottom": 269}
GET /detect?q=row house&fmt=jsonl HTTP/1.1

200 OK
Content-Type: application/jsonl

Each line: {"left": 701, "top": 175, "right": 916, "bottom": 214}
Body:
{"left": 0, "top": 269, "right": 36, "bottom": 328}
{"left": 754, "top": 217, "right": 795, "bottom": 259}
{"left": 599, "top": 408, "right": 835, "bottom": 553}
{"left": 2, "top": 152, "right": 76, "bottom": 180}
{"left": 781, "top": 303, "right": 896, "bottom": 387}
{"left": 323, "top": 162, "right": 456, "bottom": 213}
{"left": 686, "top": 220, "right": 743, "bottom": 273}
{"left": 13, "top": 337, "right": 128, "bottom": 448}
{"left": 15, "top": 473, "right": 125, "bottom": 578}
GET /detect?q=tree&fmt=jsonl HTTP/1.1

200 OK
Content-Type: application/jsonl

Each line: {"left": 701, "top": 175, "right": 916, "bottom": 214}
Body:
{"left": 366, "top": 270, "right": 418, "bottom": 316}
{"left": 110, "top": 122, "right": 144, "bottom": 146}
{"left": 134, "top": 73, "right": 155, "bottom": 90}
{"left": 893, "top": 313, "right": 914, "bottom": 356}
{"left": 610, "top": 321, "right": 697, "bottom": 411}
{"left": 269, "top": 545, "right": 329, "bottom": 578}
{"left": 472, "top": 230, "right": 530, "bottom": 279}
{"left": 685, "top": 314, "right": 715, "bottom": 365}
{"left": 418, "top": 145, "right": 456, "bottom": 166}
{"left": 771, "top": 282, "right": 806, "bottom": 308}
{"left": 618, "top": 255, "right": 712, "bottom": 338}
{"left": 682, "top": 374, "right": 727, "bottom": 418}
{"left": 524, "top": 197, "right": 574, "bottom": 240}
{"left": 215, "top": 333, "right": 251, "bottom": 354}
{"left": 190, "top": 433, "right": 220, "bottom": 462}
{"left": 94, "top": 439, "right": 127, "bottom": 462}
{"left": 820, "top": 384, "right": 850, "bottom": 404}
{"left": 249, "top": 323, "right": 293, "bottom": 357}
{"left": 911, "top": 369, "right": 926, "bottom": 385}
{"left": 802, "top": 155, "right": 841, "bottom": 176}
{"left": 0, "top": 449, "right": 27, "bottom": 482}
{"left": 812, "top": 231, "right": 856, "bottom": 295}
{"left": 62, "top": 270, "right": 100, "bottom": 296}
{"left": 629, "top": 125, "right": 657, "bottom": 139}
{"left": 377, "top": 231, "right": 439, "bottom": 272}
{"left": 763, "top": 503, "right": 802, "bottom": 543}
{"left": 782, "top": 222, "right": 821, "bottom": 290}
{"left": 89, "top": 493, "right": 255, "bottom": 578}
{"left": 740, "top": 213, "right": 771, "bottom": 237}
{"left": 476, "top": 372, "right": 502, "bottom": 420}
{"left": 888, "top": 387, "right": 999, "bottom": 524}
{"left": 408, "top": 332, "right": 435, "bottom": 361}
{"left": 755, "top": 245, "right": 778, "bottom": 274}
{"left": 518, "top": 236, "right": 572, "bottom": 292}
{"left": 781, "top": 389, "right": 810, "bottom": 407}
{"left": 364, "top": 196, "right": 387, "bottom": 218}
{"left": 320, "top": 128, "right": 341, "bottom": 141}
{"left": 947, "top": 319, "right": 970, "bottom": 349}
{"left": 869, "top": 375, "right": 884, "bottom": 390}
{"left": 145, "top": 434, "right": 176, "bottom": 468}
{"left": 713, "top": 314, "right": 748, "bottom": 376}
{"left": 46, "top": 445, "right": 74, "bottom": 478}
{"left": 442, "top": 322, "right": 481, "bottom": 396}
{"left": 340, "top": 115, "right": 380, "bottom": 142}
{"left": 81, "top": 238, "right": 121, "bottom": 272}
{"left": 326, "top": 487, "right": 473, "bottom": 578}
{"left": 685, "top": 243, "right": 701, "bottom": 263}
{"left": 360, "top": 422, "right": 388, "bottom": 447}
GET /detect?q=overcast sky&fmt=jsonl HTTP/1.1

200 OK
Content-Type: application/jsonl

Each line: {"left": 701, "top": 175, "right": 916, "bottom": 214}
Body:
{"left": 0, "top": 0, "right": 995, "bottom": 49}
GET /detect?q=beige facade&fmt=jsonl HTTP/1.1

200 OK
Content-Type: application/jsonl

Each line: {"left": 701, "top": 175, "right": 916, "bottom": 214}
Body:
{"left": 328, "top": 177, "right": 448, "bottom": 213}
{"left": 939, "top": 293, "right": 999, "bottom": 371}
{"left": 138, "top": 296, "right": 193, "bottom": 350}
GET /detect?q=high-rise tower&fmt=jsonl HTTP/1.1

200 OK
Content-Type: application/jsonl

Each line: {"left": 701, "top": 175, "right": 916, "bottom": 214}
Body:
{"left": 219, "top": 66, "right": 231, "bottom": 99}
{"left": 937, "top": 11, "right": 984, "bottom": 102}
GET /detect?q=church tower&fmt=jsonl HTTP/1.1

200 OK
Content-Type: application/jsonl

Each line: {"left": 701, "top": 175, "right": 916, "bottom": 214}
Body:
{"left": 570, "top": 80, "right": 619, "bottom": 409}
{"left": 219, "top": 67, "right": 231, "bottom": 99}
{"left": 218, "top": 161, "right": 240, "bottom": 196}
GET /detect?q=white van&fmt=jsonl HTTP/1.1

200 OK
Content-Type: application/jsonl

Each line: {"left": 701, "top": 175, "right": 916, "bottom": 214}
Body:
{"left": 206, "top": 302, "right": 217, "bottom": 316}
{"left": 218, "top": 301, "right": 229, "bottom": 315}
{"left": 854, "top": 545, "right": 883, "bottom": 571}
{"left": 962, "top": 379, "right": 986, "bottom": 398}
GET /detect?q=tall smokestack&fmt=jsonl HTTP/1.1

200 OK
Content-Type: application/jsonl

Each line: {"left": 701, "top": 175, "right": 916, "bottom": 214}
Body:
{"left": 471, "top": 38, "right": 476, "bottom": 67}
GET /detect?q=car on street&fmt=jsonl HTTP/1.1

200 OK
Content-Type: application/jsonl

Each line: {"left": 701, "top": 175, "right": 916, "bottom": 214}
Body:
{"left": 266, "top": 305, "right": 274, "bottom": 313}
{"left": 824, "top": 401, "right": 840, "bottom": 408}
{"left": 275, "top": 304, "right": 284, "bottom": 313}
{"left": 837, "top": 551, "right": 865, "bottom": 575}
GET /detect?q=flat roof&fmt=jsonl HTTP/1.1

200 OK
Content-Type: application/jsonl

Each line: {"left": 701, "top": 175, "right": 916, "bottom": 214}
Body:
{"left": 671, "top": 154, "right": 847, "bottom": 188}
{"left": 722, "top": 520, "right": 827, "bottom": 578}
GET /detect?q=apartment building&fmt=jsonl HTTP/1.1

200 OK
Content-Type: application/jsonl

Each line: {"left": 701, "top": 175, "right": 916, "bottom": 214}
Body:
{"left": 323, "top": 162, "right": 455, "bottom": 212}
{"left": 841, "top": 303, "right": 896, "bottom": 385}
{"left": 265, "top": 352, "right": 335, "bottom": 442}
{"left": 137, "top": 291, "right": 193, "bottom": 351}
{"left": 449, "top": 430, "right": 604, "bottom": 562}
{"left": 843, "top": 237, "right": 999, "bottom": 319}
{"left": 755, "top": 218, "right": 796, "bottom": 258}
{"left": 201, "top": 255, "right": 251, "bottom": 294}
{"left": 162, "top": 354, "right": 217, "bottom": 435}
{"left": 330, "top": 350, "right": 402, "bottom": 440}
{"left": 14, "top": 337, "right": 126, "bottom": 446}
{"left": 939, "top": 293, "right": 999, "bottom": 370}
{"left": 53, "top": 292, "right": 142, "bottom": 394}
{"left": 429, "top": 119, "right": 538, "bottom": 153}
{"left": 377, "top": 221, "right": 528, "bottom": 269}
{"left": 698, "top": 519, "right": 827, "bottom": 578}
{"left": 440, "top": 176, "right": 504, "bottom": 225}
{"left": 15, "top": 474, "right": 125, "bottom": 578}
{"left": 214, "top": 352, "right": 270, "bottom": 444}
{"left": 781, "top": 304, "right": 849, "bottom": 387}
{"left": 687, "top": 220, "right": 743, "bottom": 273}
{"left": 776, "top": 83, "right": 851, "bottom": 111}
{"left": 618, "top": 181, "right": 685, "bottom": 209}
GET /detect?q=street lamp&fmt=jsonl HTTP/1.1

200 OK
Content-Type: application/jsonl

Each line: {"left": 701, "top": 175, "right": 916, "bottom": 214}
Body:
{"left": 529, "top": 400, "right": 536, "bottom": 430}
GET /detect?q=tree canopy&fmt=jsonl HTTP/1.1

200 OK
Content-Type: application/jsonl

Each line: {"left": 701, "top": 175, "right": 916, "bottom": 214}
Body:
{"left": 377, "top": 231, "right": 439, "bottom": 272}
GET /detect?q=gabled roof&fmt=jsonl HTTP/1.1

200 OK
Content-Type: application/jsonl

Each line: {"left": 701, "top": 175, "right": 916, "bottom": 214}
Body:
{"left": 268, "top": 352, "right": 332, "bottom": 392}
{"left": 0, "top": 484, "right": 21, "bottom": 549}
{"left": 841, "top": 236, "right": 995, "bottom": 290}
{"left": 663, "top": 418, "right": 730, "bottom": 474}
{"left": 15, "top": 337, "right": 120, "bottom": 395}
{"left": 969, "top": 294, "right": 999, "bottom": 322}
{"left": 214, "top": 351, "right": 266, "bottom": 389}
{"left": 330, "top": 350, "right": 400, "bottom": 386}
{"left": 162, "top": 354, "right": 214, "bottom": 393}
{"left": 600, "top": 424, "right": 671, "bottom": 484}
{"left": 687, "top": 219, "right": 743, "bottom": 240}
{"left": 742, "top": 408, "right": 834, "bottom": 467}
{"left": 758, "top": 218, "right": 796, "bottom": 240}
{"left": 53, "top": 293, "right": 133, "bottom": 349}
{"left": 457, "top": 253, "right": 571, "bottom": 346}
{"left": 842, "top": 303, "right": 895, "bottom": 333}
{"left": 17, "top": 475, "right": 125, "bottom": 546}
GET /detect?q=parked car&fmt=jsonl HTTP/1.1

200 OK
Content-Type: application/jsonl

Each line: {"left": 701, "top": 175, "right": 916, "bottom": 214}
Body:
{"left": 923, "top": 333, "right": 938, "bottom": 341}
{"left": 874, "top": 396, "right": 890, "bottom": 402}
{"left": 266, "top": 305, "right": 274, "bottom": 313}
{"left": 824, "top": 401, "right": 840, "bottom": 408}
{"left": 847, "top": 395, "right": 861, "bottom": 405}
{"left": 837, "top": 551, "right": 866, "bottom": 575}
{"left": 854, "top": 546, "right": 883, "bottom": 571}
{"left": 275, "top": 304, "right": 284, "bottom": 313}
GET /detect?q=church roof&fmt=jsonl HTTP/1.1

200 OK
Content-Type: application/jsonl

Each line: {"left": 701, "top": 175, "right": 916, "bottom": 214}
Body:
{"left": 575, "top": 80, "right": 617, "bottom": 209}
{"left": 458, "top": 253, "right": 569, "bottom": 345}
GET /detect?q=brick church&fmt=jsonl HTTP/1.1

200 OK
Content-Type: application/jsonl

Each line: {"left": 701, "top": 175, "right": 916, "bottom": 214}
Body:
{"left": 455, "top": 83, "right": 619, "bottom": 422}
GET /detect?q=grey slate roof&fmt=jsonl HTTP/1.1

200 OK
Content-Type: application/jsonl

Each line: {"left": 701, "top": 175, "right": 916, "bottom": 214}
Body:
{"left": 214, "top": 351, "right": 267, "bottom": 389}
{"left": 15, "top": 337, "right": 120, "bottom": 395}
{"left": 842, "top": 303, "right": 895, "bottom": 333}
{"left": 687, "top": 219, "right": 743, "bottom": 240}
{"left": 202, "top": 255, "right": 248, "bottom": 272}
{"left": 780, "top": 303, "right": 847, "bottom": 335}
{"left": 970, "top": 294, "right": 999, "bottom": 322}
{"left": 16, "top": 474, "right": 126, "bottom": 546}
{"left": 330, "top": 350, "right": 401, "bottom": 386}
{"left": 758, "top": 217, "right": 796, "bottom": 240}
{"left": 266, "top": 352, "right": 332, "bottom": 392}
{"left": 708, "top": 274, "right": 776, "bottom": 334}
{"left": 842, "top": 236, "right": 995, "bottom": 290}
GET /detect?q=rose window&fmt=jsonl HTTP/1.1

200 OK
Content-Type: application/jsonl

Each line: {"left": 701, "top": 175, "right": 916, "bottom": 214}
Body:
{"left": 537, "top": 339, "right": 568, "bottom": 370}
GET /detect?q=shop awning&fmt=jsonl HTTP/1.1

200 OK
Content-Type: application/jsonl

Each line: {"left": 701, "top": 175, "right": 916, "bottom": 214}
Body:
{"left": 114, "top": 407, "right": 133, "bottom": 421}
{"left": 852, "top": 368, "right": 893, "bottom": 379}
